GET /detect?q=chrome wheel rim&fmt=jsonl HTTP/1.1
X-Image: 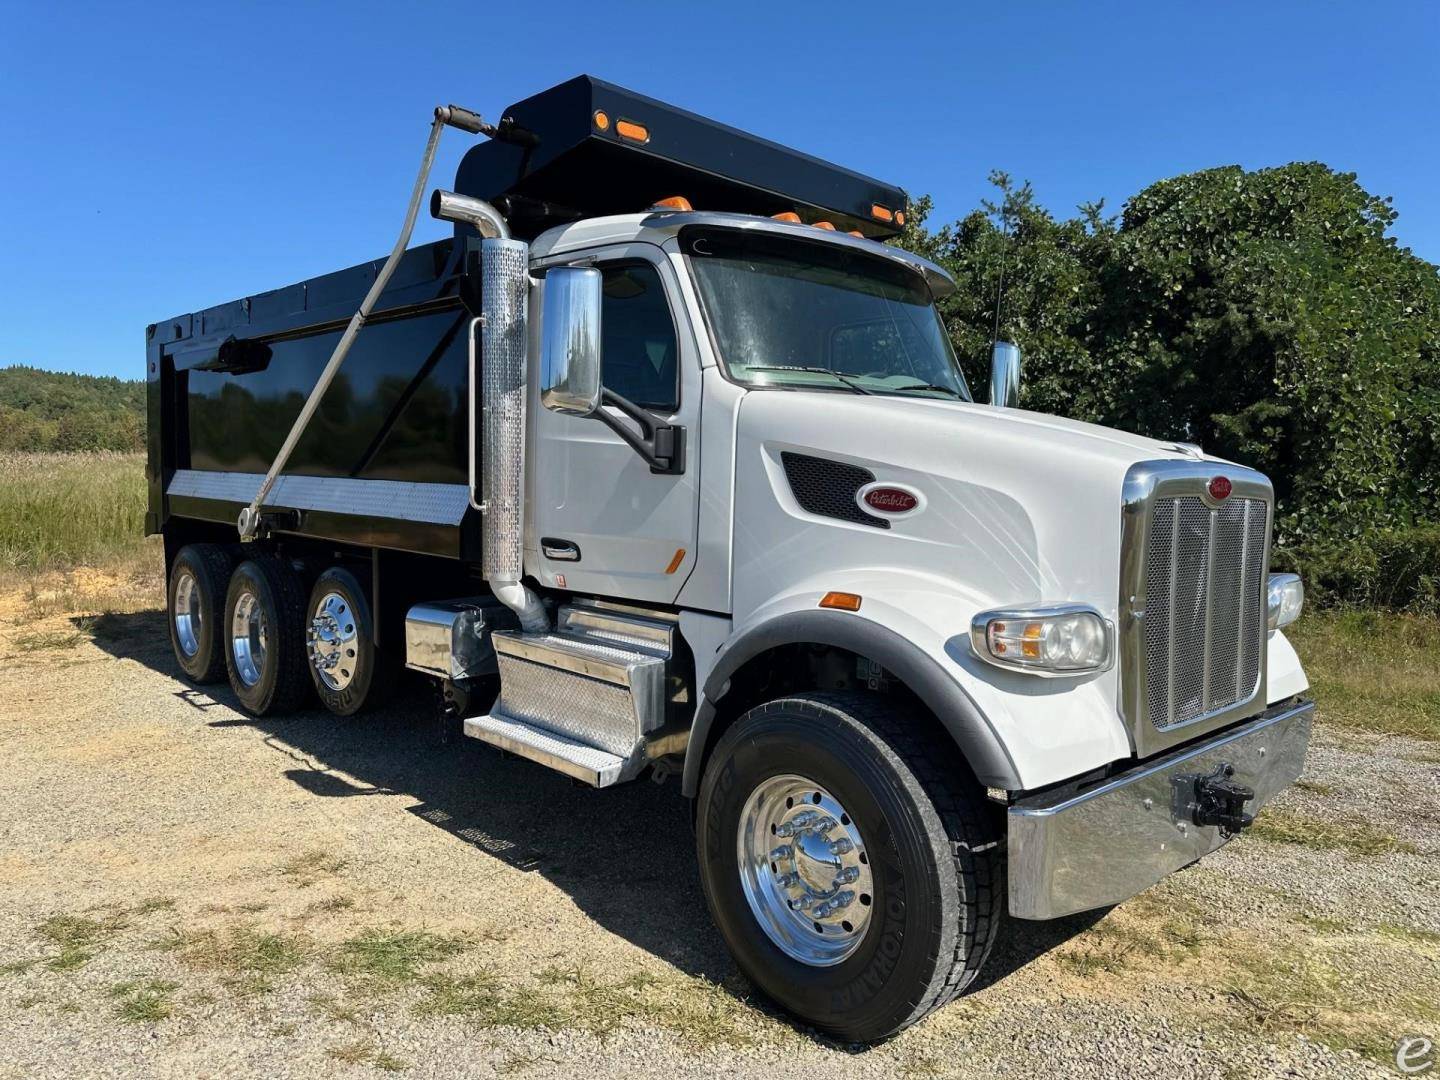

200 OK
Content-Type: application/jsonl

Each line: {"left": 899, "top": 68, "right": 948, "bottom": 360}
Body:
{"left": 173, "top": 570, "right": 201, "bottom": 658}
{"left": 230, "top": 589, "right": 267, "bottom": 688}
{"left": 737, "top": 774, "right": 874, "bottom": 966}
{"left": 307, "top": 591, "right": 358, "bottom": 692}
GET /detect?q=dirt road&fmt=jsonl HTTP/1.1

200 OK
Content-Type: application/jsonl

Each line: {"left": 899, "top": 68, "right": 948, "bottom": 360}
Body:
{"left": 1, "top": 573, "right": 1436, "bottom": 1078}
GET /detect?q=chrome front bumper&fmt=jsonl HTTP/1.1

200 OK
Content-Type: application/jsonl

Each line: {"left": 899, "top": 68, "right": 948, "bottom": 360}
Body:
{"left": 1007, "top": 698, "right": 1314, "bottom": 920}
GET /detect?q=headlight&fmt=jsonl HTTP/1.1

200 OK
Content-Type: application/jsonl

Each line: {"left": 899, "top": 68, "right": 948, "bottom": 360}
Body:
{"left": 1267, "top": 573, "right": 1304, "bottom": 630}
{"left": 969, "top": 604, "right": 1113, "bottom": 676}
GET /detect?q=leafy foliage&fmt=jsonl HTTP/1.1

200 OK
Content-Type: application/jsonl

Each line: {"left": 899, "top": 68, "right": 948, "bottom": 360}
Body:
{"left": 0, "top": 365, "right": 144, "bottom": 452}
{"left": 901, "top": 165, "right": 1440, "bottom": 606}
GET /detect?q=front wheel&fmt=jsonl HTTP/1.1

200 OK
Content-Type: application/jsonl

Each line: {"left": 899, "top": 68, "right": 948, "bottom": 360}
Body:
{"left": 695, "top": 692, "right": 1003, "bottom": 1041}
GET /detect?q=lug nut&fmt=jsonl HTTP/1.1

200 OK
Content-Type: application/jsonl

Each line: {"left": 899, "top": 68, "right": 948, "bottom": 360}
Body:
{"left": 833, "top": 867, "right": 860, "bottom": 885}
{"left": 813, "top": 815, "right": 837, "bottom": 834}
{"left": 770, "top": 845, "right": 793, "bottom": 861}
{"left": 776, "top": 872, "right": 800, "bottom": 888}
{"left": 775, "top": 822, "right": 797, "bottom": 838}
{"left": 829, "top": 838, "right": 854, "bottom": 855}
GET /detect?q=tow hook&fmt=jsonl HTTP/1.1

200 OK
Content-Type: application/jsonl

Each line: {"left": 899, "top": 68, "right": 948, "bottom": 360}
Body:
{"left": 1172, "top": 763, "right": 1255, "bottom": 837}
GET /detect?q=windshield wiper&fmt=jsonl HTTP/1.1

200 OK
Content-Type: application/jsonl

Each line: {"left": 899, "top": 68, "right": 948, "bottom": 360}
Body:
{"left": 885, "top": 381, "right": 965, "bottom": 399}
{"left": 742, "top": 366, "right": 873, "bottom": 395}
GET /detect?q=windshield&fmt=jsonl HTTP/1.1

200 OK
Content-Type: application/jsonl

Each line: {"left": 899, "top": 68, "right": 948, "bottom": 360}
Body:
{"left": 684, "top": 227, "right": 971, "bottom": 401}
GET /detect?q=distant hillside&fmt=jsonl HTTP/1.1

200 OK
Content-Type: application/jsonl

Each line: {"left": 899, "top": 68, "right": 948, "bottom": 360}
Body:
{"left": 0, "top": 366, "right": 145, "bottom": 452}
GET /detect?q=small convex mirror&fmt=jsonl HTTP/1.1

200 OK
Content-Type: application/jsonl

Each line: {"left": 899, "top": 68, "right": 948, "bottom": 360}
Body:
{"left": 540, "top": 266, "right": 603, "bottom": 416}
{"left": 989, "top": 341, "right": 1022, "bottom": 408}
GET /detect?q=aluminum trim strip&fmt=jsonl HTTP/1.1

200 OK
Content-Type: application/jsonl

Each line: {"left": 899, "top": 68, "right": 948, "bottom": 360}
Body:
{"left": 167, "top": 469, "right": 469, "bottom": 526}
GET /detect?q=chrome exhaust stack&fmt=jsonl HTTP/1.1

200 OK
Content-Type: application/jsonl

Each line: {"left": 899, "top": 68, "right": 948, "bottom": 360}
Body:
{"left": 431, "top": 190, "right": 510, "bottom": 240}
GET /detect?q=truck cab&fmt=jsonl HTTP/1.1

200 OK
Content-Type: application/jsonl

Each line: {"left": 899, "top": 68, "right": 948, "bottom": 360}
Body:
{"left": 147, "top": 76, "right": 1313, "bottom": 1042}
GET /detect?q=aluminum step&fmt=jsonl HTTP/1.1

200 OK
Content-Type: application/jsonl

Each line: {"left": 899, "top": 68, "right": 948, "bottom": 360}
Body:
{"left": 473, "top": 629, "right": 667, "bottom": 786}
{"left": 557, "top": 601, "right": 676, "bottom": 656}
{"left": 463, "top": 713, "right": 628, "bottom": 787}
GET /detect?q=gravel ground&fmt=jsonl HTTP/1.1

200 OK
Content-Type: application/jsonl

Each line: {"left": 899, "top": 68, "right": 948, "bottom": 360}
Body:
{"left": 1, "top": 577, "right": 1437, "bottom": 1079}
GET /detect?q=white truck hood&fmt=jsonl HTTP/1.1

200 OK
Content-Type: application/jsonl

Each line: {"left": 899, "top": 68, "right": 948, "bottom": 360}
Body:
{"left": 731, "top": 389, "right": 1205, "bottom": 621}
{"left": 725, "top": 388, "right": 1269, "bottom": 788}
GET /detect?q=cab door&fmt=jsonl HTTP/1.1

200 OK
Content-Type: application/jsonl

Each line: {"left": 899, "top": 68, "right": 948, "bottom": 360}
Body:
{"left": 527, "top": 243, "right": 701, "bottom": 604}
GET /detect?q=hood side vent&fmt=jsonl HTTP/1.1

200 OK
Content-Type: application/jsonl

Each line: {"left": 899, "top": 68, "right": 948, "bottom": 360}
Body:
{"left": 781, "top": 452, "right": 889, "bottom": 530}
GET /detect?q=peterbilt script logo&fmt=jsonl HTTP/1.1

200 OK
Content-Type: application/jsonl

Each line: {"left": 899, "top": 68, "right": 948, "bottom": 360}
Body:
{"left": 856, "top": 482, "right": 925, "bottom": 518}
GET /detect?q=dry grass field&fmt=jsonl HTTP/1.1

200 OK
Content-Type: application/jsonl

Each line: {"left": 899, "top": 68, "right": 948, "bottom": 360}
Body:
{"left": 0, "top": 453, "right": 1436, "bottom": 1078}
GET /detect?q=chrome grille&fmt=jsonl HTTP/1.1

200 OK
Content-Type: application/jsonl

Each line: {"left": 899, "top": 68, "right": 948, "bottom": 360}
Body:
{"left": 1143, "top": 496, "right": 1267, "bottom": 730}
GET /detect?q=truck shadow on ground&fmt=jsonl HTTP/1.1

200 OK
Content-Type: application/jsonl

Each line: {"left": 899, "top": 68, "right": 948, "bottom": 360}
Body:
{"left": 83, "top": 609, "right": 1107, "bottom": 1034}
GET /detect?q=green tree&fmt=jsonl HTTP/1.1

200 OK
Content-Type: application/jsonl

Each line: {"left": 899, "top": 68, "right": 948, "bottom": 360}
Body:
{"left": 900, "top": 164, "right": 1440, "bottom": 580}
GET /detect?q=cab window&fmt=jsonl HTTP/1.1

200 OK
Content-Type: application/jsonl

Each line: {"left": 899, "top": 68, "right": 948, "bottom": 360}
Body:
{"left": 600, "top": 262, "right": 679, "bottom": 411}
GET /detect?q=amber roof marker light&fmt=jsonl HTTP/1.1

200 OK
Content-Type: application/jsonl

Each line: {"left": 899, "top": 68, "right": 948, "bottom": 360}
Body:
{"left": 651, "top": 195, "right": 693, "bottom": 211}
{"left": 592, "top": 109, "right": 610, "bottom": 132}
{"left": 616, "top": 118, "right": 650, "bottom": 143}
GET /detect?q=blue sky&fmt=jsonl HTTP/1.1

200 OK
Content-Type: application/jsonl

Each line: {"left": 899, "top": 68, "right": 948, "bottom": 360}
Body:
{"left": 2, "top": 1, "right": 1436, "bottom": 379}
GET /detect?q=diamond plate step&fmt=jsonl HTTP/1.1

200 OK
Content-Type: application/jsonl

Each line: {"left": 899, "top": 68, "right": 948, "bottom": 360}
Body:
{"left": 557, "top": 602, "right": 676, "bottom": 656}
{"left": 483, "top": 630, "right": 666, "bottom": 775}
{"left": 463, "top": 713, "right": 628, "bottom": 787}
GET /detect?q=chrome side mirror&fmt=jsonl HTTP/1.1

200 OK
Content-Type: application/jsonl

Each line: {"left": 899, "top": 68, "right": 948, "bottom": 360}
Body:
{"left": 989, "top": 341, "right": 1022, "bottom": 408}
{"left": 540, "top": 267, "right": 602, "bottom": 416}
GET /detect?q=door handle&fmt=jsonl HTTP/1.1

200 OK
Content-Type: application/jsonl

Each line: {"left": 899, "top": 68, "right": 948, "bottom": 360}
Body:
{"left": 540, "top": 537, "right": 581, "bottom": 562}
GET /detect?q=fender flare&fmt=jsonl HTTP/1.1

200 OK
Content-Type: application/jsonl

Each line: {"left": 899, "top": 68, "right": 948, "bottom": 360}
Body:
{"left": 680, "top": 609, "right": 1022, "bottom": 796}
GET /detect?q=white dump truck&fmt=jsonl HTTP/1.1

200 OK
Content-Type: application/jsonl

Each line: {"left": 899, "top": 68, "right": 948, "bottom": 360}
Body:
{"left": 147, "top": 76, "right": 1312, "bottom": 1040}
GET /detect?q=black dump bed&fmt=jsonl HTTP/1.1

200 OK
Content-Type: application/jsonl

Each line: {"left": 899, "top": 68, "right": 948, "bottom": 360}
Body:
{"left": 145, "top": 239, "right": 478, "bottom": 559}
{"left": 147, "top": 75, "right": 910, "bottom": 561}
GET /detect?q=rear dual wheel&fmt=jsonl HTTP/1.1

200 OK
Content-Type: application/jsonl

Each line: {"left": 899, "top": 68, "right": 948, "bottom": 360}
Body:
{"left": 170, "top": 547, "right": 392, "bottom": 718}
{"left": 224, "top": 556, "right": 311, "bottom": 716}
{"left": 168, "top": 544, "right": 237, "bottom": 684}
{"left": 303, "top": 567, "right": 392, "bottom": 716}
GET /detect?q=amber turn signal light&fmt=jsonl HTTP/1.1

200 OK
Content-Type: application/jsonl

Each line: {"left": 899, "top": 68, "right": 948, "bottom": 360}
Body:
{"left": 819, "top": 591, "right": 862, "bottom": 612}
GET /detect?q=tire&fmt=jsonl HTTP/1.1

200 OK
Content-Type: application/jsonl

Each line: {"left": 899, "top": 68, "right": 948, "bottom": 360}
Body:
{"left": 167, "top": 543, "right": 236, "bottom": 684}
{"left": 223, "top": 556, "right": 311, "bottom": 716}
{"left": 304, "top": 566, "right": 393, "bottom": 716}
{"left": 695, "top": 692, "right": 1003, "bottom": 1042}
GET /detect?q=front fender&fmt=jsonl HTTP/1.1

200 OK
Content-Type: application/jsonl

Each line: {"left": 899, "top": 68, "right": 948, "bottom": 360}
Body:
{"left": 680, "top": 573, "right": 1133, "bottom": 797}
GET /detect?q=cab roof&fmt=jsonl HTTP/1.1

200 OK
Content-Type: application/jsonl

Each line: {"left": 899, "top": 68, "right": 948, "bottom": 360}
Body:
{"left": 529, "top": 210, "right": 956, "bottom": 299}
{"left": 453, "top": 75, "right": 909, "bottom": 241}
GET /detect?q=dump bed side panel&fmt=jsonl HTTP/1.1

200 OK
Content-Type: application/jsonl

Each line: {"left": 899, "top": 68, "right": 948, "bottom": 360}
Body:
{"left": 146, "top": 239, "right": 482, "bottom": 560}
